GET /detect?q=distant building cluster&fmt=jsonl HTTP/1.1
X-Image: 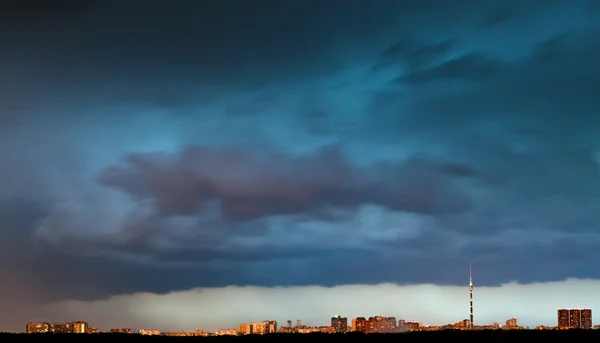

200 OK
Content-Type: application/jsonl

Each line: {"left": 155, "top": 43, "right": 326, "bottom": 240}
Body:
{"left": 557, "top": 308, "right": 592, "bottom": 329}
{"left": 26, "top": 321, "right": 98, "bottom": 334}
{"left": 237, "top": 321, "right": 278, "bottom": 335}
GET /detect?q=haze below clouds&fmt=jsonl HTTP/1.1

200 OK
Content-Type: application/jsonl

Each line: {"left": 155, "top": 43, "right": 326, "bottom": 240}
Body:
{"left": 37, "top": 279, "right": 600, "bottom": 332}
{"left": 2, "top": 0, "right": 600, "bottom": 332}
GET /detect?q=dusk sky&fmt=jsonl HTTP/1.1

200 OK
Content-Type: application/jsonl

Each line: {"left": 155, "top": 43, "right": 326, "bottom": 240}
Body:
{"left": 2, "top": 0, "right": 600, "bottom": 333}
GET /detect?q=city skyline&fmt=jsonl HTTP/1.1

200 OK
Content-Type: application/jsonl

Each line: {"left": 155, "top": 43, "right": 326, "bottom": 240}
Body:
{"left": 13, "top": 277, "right": 599, "bottom": 332}
{"left": 2, "top": 0, "right": 600, "bottom": 333}
{"left": 20, "top": 307, "right": 595, "bottom": 334}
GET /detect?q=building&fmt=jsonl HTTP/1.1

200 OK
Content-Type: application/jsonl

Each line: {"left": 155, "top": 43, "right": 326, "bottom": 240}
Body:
{"left": 217, "top": 329, "right": 238, "bottom": 336}
{"left": 398, "top": 320, "right": 420, "bottom": 332}
{"left": 331, "top": 315, "right": 347, "bottom": 333}
{"left": 139, "top": 329, "right": 160, "bottom": 335}
{"left": 351, "top": 317, "right": 367, "bottom": 333}
{"left": 26, "top": 322, "right": 50, "bottom": 334}
{"left": 582, "top": 309, "right": 593, "bottom": 329}
{"left": 238, "top": 323, "right": 252, "bottom": 335}
{"left": 505, "top": 318, "right": 518, "bottom": 328}
{"left": 264, "top": 320, "right": 277, "bottom": 333}
{"left": 73, "top": 321, "right": 88, "bottom": 334}
{"left": 87, "top": 327, "right": 100, "bottom": 334}
{"left": 238, "top": 321, "right": 277, "bottom": 335}
{"left": 50, "top": 322, "right": 73, "bottom": 333}
{"left": 558, "top": 309, "right": 570, "bottom": 328}
{"left": 366, "top": 316, "right": 396, "bottom": 333}
{"left": 122, "top": 328, "right": 132, "bottom": 334}
{"left": 558, "top": 308, "right": 593, "bottom": 329}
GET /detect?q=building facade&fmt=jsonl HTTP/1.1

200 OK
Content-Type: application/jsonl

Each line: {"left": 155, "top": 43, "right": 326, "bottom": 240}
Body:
{"left": 50, "top": 322, "right": 73, "bottom": 333}
{"left": 558, "top": 308, "right": 593, "bottom": 329}
{"left": 238, "top": 320, "right": 277, "bottom": 334}
{"left": 582, "top": 309, "right": 593, "bottom": 329}
{"left": 351, "top": 317, "right": 367, "bottom": 333}
{"left": 217, "top": 329, "right": 238, "bottom": 336}
{"left": 26, "top": 322, "right": 50, "bottom": 334}
{"left": 331, "top": 315, "right": 347, "bottom": 333}
{"left": 505, "top": 318, "right": 518, "bottom": 328}
{"left": 73, "top": 321, "right": 88, "bottom": 334}
{"left": 366, "top": 316, "right": 396, "bottom": 333}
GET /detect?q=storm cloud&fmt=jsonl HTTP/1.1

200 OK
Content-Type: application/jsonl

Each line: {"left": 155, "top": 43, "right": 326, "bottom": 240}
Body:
{"left": 2, "top": 0, "right": 600, "bottom": 332}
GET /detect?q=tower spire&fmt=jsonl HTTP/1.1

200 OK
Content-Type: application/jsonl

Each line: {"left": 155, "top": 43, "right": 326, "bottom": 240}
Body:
{"left": 469, "top": 261, "right": 473, "bottom": 327}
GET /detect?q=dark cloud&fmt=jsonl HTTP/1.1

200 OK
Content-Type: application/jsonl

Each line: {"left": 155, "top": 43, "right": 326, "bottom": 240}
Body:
{"left": 371, "top": 39, "right": 456, "bottom": 73}
{"left": 98, "top": 146, "right": 473, "bottom": 220}
{"left": 480, "top": 4, "right": 517, "bottom": 28}
{"left": 396, "top": 52, "right": 503, "bottom": 84}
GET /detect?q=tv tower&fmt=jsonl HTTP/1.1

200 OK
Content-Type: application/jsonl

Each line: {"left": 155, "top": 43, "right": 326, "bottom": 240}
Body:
{"left": 469, "top": 261, "right": 473, "bottom": 327}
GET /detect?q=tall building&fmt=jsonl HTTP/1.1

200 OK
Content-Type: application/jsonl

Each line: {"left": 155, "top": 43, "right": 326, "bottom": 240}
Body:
{"left": 558, "top": 309, "right": 570, "bottom": 328}
{"left": 73, "top": 321, "right": 88, "bottom": 334}
{"left": 351, "top": 317, "right": 367, "bottom": 333}
{"left": 26, "top": 322, "right": 50, "bottom": 334}
{"left": 238, "top": 323, "right": 252, "bottom": 335}
{"left": 331, "top": 315, "right": 347, "bottom": 333}
{"left": 558, "top": 308, "right": 593, "bottom": 329}
{"left": 366, "top": 316, "right": 396, "bottom": 333}
{"left": 238, "top": 321, "right": 277, "bottom": 335}
{"left": 264, "top": 320, "right": 277, "bottom": 333}
{"left": 582, "top": 309, "right": 592, "bottom": 329}
{"left": 505, "top": 318, "right": 518, "bottom": 328}
{"left": 569, "top": 309, "right": 581, "bottom": 328}
{"left": 296, "top": 319, "right": 301, "bottom": 328}
{"left": 469, "top": 262, "right": 474, "bottom": 327}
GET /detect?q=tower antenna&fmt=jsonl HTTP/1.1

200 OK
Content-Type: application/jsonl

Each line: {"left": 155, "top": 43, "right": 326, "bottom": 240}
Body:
{"left": 469, "top": 261, "right": 474, "bottom": 327}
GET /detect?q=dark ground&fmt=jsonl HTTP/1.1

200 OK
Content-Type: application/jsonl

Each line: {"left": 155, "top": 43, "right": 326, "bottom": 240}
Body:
{"left": 2, "top": 331, "right": 600, "bottom": 342}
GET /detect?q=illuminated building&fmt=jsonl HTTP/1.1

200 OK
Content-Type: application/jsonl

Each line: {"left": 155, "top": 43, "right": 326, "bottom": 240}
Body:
{"left": 569, "top": 309, "right": 581, "bottom": 328}
{"left": 331, "top": 315, "right": 347, "bottom": 333}
{"left": 351, "top": 317, "right": 367, "bottom": 333}
{"left": 217, "top": 329, "right": 238, "bottom": 336}
{"left": 558, "top": 308, "right": 593, "bottom": 329}
{"left": 50, "top": 322, "right": 73, "bottom": 333}
{"left": 264, "top": 320, "right": 277, "bottom": 333}
{"left": 237, "top": 321, "right": 277, "bottom": 335}
{"left": 366, "top": 316, "right": 396, "bottom": 333}
{"left": 238, "top": 323, "right": 252, "bottom": 335}
{"left": 87, "top": 327, "right": 100, "bottom": 334}
{"left": 26, "top": 322, "right": 50, "bottom": 334}
{"left": 505, "top": 318, "right": 518, "bottom": 328}
{"left": 398, "top": 320, "right": 420, "bottom": 331}
{"left": 582, "top": 309, "right": 593, "bottom": 329}
{"left": 73, "top": 321, "right": 88, "bottom": 334}
{"left": 558, "top": 309, "right": 570, "bottom": 328}
{"left": 139, "top": 329, "right": 160, "bottom": 335}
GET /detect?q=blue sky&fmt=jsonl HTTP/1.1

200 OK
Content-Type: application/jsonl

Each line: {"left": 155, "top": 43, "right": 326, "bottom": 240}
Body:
{"left": 2, "top": 0, "right": 600, "bottom": 332}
